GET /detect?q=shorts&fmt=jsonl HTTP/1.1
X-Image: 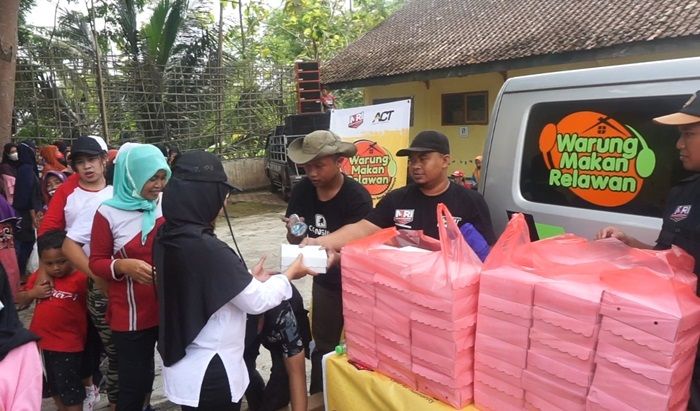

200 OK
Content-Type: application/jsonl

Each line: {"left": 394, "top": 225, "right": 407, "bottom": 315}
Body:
{"left": 41, "top": 350, "right": 85, "bottom": 406}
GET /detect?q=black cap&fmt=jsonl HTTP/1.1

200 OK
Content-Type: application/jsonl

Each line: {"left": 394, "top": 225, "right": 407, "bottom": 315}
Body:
{"left": 71, "top": 136, "right": 106, "bottom": 156}
{"left": 654, "top": 91, "right": 700, "bottom": 125}
{"left": 172, "top": 150, "right": 241, "bottom": 192}
{"left": 396, "top": 130, "right": 450, "bottom": 157}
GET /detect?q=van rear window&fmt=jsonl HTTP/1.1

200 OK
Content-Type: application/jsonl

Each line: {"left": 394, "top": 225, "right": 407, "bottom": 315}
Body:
{"left": 520, "top": 95, "right": 691, "bottom": 218}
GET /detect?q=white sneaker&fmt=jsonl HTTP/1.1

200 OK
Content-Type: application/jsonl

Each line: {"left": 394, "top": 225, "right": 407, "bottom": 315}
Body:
{"left": 83, "top": 385, "right": 100, "bottom": 411}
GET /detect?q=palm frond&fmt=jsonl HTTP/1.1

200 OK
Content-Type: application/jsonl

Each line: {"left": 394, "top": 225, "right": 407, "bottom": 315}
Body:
{"left": 158, "top": 0, "right": 188, "bottom": 66}
{"left": 141, "top": 0, "right": 169, "bottom": 62}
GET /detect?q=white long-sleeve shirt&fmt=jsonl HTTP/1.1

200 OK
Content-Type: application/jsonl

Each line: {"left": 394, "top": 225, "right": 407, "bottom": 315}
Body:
{"left": 162, "top": 274, "right": 292, "bottom": 407}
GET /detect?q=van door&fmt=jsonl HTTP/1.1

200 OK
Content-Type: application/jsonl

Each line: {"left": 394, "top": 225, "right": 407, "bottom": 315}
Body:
{"left": 483, "top": 79, "right": 700, "bottom": 244}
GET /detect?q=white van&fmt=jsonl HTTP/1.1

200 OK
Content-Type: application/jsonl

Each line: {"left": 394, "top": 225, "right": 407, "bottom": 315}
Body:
{"left": 481, "top": 57, "right": 700, "bottom": 243}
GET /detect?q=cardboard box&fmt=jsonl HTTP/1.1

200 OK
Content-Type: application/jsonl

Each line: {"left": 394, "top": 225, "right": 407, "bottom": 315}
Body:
{"left": 411, "top": 320, "right": 475, "bottom": 354}
{"left": 376, "top": 352, "right": 416, "bottom": 390}
{"left": 528, "top": 338, "right": 595, "bottom": 372}
{"left": 475, "top": 332, "right": 528, "bottom": 368}
{"left": 529, "top": 327, "right": 595, "bottom": 369}
{"left": 411, "top": 304, "right": 477, "bottom": 332}
{"left": 595, "top": 340, "right": 695, "bottom": 391}
{"left": 591, "top": 355, "right": 692, "bottom": 411}
{"left": 346, "top": 332, "right": 378, "bottom": 369}
{"left": 411, "top": 343, "right": 473, "bottom": 380}
{"left": 599, "top": 284, "right": 700, "bottom": 343}
{"left": 534, "top": 278, "right": 604, "bottom": 323}
{"left": 416, "top": 374, "right": 473, "bottom": 409}
{"left": 342, "top": 292, "right": 374, "bottom": 320}
{"left": 474, "top": 351, "right": 523, "bottom": 389}
{"left": 526, "top": 391, "right": 586, "bottom": 411}
{"left": 598, "top": 316, "right": 700, "bottom": 368}
{"left": 280, "top": 244, "right": 326, "bottom": 273}
{"left": 526, "top": 350, "right": 593, "bottom": 389}
{"left": 480, "top": 266, "right": 543, "bottom": 305}
{"left": 478, "top": 293, "right": 533, "bottom": 327}
{"left": 531, "top": 307, "right": 599, "bottom": 350}
{"left": 476, "top": 313, "right": 530, "bottom": 347}
{"left": 474, "top": 369, "right": 524, "bottom": 399}
{"left": 521, "top": 369, "right": 588, "bottom": 406}
{"left": 474, "top": 384, "right": 524, "bottom": 411}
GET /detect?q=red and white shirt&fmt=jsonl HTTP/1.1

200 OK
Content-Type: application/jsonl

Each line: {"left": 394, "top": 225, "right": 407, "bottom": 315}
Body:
{"left": 39, "top": 173, "right": 113, "bottom": 256}
{"left": 89, "top": 202, "right": 163, "bottom": 331}
{"left": 26, "top": 270, "right": 88, "bottom": 352}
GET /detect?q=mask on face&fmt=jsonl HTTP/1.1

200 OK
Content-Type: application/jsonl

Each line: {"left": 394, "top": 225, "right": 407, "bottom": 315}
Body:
{"left": 8, "top": 153, "right": 18, "bottom": 161}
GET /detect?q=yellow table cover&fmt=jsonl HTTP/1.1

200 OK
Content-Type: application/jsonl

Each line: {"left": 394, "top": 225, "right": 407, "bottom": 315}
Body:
{"left": 323, "top": 354, "right": 479, "bottom": 411}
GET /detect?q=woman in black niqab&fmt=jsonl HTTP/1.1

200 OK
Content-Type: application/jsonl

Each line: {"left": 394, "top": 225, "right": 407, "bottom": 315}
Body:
{"left": 155, "top": 175, "right": 252, "bottom": 366}
{"left": 155, "top": 151, "right": 312, "bottom": 411}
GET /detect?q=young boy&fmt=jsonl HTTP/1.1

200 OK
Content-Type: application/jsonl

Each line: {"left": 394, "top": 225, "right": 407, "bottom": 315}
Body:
{"left": 16, "top": 230, "right": 88, "bottom": 411}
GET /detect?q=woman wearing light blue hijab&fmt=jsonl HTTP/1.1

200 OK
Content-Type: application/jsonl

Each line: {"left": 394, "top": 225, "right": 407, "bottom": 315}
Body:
{"left": 88, "top": 143, "right": 171, "bottom": 411}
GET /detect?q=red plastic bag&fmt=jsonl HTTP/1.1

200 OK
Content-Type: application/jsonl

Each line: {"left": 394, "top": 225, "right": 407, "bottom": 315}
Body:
{"left": 482, "top": 213, "right": 532, "bottom": 271}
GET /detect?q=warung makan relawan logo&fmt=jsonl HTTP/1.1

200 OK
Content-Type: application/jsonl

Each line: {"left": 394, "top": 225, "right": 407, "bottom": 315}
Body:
{"left": 538, "top": 111, "right": 656, "bottom": 207}
{"left": 340, "top": 139, "right": 397, "bottom": 198}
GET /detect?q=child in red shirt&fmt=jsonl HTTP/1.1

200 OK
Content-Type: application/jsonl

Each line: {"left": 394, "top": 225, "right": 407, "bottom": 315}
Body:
{"left": 16, "top": 230, "right": 88, "bottom": 411}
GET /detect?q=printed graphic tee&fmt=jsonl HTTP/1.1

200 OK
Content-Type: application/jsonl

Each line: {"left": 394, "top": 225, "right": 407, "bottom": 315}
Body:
{"left": 286, "top": 175, "right": 372, "bottom": 290}
{"left": 366, "top": 182, "right": 497, "bottom": 244}
{"left": 26, "top": 270, "right": 88, "bottom": 352}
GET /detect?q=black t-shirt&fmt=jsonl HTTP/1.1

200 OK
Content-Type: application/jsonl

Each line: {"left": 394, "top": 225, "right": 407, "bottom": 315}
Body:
{"left": 286, "top": 175, "right": 372, "bottom": 289}
{"left": 656, "top": 174, "right": 700, "bottom": 293}
{"left": 365, "top": 182, "right": 497, "bottom": 244}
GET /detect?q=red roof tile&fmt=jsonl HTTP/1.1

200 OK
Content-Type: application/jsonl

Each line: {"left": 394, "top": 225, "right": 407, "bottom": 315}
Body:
{"left": 322, "top": 0, "right": 700, "bottom": 87}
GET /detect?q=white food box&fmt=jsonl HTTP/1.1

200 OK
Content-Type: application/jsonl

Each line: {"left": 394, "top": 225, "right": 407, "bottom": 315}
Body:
{"left": 280, "top": 244, "right": 327, "bottom": 274}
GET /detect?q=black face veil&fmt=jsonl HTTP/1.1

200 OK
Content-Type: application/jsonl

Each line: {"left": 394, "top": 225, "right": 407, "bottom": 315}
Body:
{"left": 154, "top": 176, "right": 252, "bottom": 366}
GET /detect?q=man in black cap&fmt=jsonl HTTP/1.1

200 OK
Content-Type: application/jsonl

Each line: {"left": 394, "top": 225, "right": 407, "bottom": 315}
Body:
{"left": 306, "top": 130, "right": 496, "bottom": 251}
{"left": 597, "top": 91, "right": 700, "bottom": 409}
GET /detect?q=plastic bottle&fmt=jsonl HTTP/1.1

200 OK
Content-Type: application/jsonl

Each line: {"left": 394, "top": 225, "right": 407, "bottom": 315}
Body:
{"left": 288, "top": 214, "right": 308, "bottom": 237}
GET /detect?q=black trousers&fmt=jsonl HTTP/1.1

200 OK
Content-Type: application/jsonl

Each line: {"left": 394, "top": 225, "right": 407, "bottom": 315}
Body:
{"left": 181, "top": 355, "right": 241, "bottom": 411}
{"left": 111, "top": 327, "right": 157, "bottom": 411}
{"left": 309, "top": 282, "right": 343, "bottom": 394}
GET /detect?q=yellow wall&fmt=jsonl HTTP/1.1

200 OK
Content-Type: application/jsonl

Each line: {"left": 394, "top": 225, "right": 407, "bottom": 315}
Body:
{"left": 363, "top": 49, "right": 700, "bottom": 174}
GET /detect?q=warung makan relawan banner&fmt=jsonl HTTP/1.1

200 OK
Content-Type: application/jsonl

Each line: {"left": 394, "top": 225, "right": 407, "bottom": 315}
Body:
{"left": 330, "top": 99, "right": 411, "bottom": 203}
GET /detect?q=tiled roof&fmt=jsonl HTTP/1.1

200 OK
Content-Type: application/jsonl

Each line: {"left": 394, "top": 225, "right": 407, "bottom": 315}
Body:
{"left": 322, "top": 0, "right": 700, "bottom": 87}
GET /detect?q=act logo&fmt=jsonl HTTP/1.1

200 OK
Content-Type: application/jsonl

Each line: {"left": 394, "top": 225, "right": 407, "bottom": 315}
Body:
{"left": 372, "top": 110, "right": 395, "bottom": 124}
{"left": 539, "top": 111, "right": 656, "bottom": 207}
{"left": 348, "top": 112, "right": 364, "bottom": 129}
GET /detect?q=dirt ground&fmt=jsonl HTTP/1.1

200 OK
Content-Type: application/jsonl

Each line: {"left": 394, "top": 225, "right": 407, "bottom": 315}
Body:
{"left": 28, "top": 191, "right": 315, "bottom": 411}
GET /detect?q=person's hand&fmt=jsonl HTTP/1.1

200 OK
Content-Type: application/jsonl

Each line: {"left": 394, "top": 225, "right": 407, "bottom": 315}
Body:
{"left": 115, "top": 259, "right": 154, "bottom": 284}
{"left": 596, "top": 226, "right": 633, "bottom": 246}
{"left": 33, "top": 211, "right": 44, "bottom": 229}
{"left": 284, "top": 254, "right": 317, "bottom": 281}
{"left": 32, "top": 280, "right": 52, "bottom": 299}
{"left": 36, "top": 267, "right": 54, "bottom": 288}
{"left": 251, "top": 256, "right": 273, "bottom": 282}
{"left": 325, "top": 247, "right": 340, "bottom": 269}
